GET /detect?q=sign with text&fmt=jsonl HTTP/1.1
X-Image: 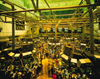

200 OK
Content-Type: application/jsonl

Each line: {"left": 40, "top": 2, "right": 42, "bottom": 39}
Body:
{"left": 16, "top": 21, "right": 25, "bottom": 30}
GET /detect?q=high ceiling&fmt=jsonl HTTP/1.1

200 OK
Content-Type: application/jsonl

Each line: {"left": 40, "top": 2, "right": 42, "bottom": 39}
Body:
{"left": 0, "top": 0, "right": 99, "bottom": 29}
{"left": 8, "top": 0, "right": 94, "bottom": 9}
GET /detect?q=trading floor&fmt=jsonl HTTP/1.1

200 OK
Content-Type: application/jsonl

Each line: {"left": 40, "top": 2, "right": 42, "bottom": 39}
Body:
{"left": 1, "top": 0, "right": 100, "bottom": 79}
{"left": 0, "top": 37, "right": 100, "bottom": 79}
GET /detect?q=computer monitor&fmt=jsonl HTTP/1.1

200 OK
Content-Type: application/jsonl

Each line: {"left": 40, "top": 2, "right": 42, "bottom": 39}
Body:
{"left": 64, "top": 28, "right": 69, "bottom": 33}
{"left": 47, "top": 30, "right": 51, "bottom": 33}
{"left": 28, "top": 59, "right": 31, "bottom": 62}
{"left": 39, "top": 28, "right": 46, "bottom": 33}
{"left": 77, "top": 27, "right": 82, "bottom": 33}
{"left": 52, "top": 28, "right": 55, "bottom": 33}
{"left": 41, "top": 28, "right": 46, "bottom": 33}
{"left": 57, "top": 28, "right": 63, "bottom": 32}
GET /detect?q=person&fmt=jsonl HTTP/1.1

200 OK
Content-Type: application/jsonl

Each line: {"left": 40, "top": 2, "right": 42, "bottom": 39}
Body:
{"left": 42, "top": 53, "right": 49, "bottom": 76}
{"left": 52, "top": 73, "right": 57, "bottom": 79}
{"left": 4, "top": 71, "right": 8, "bottom": 79}
{"left": 22, "top": 72, "right": 25, "bottom": 79}
{"left": 15, "top": 71, "right": 18, "bottom": 79}
{"left": 18, "top": 72, "right": 22, "bottom": 79}
{"left": 48, "top": 64, "right": 51, "bottom": 77}
{"left": 30, "top": 73, "right": 34, "bottom": 79}
{"left": 25, "top": 71, "right": 31, "bottom": 79}
{"left": 20, "top": 51, "right": 23, "bottom": 60}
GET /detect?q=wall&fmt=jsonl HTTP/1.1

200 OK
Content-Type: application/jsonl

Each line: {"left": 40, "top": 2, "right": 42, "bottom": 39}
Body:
{"left": 0, "top": 16, "right": 28, "bottom": 37}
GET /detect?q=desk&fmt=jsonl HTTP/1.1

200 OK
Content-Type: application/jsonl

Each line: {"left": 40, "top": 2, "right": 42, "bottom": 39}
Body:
{"left": 71, "top": 58, "right": 77, "bottom": 63}
{"left": 14, "top": 54, "right": 20, "bottom": 57}
{"left": 7, "top": 47, "right": 21, "bottom": 51}
{"left": 61, "top": 54, "right": 68, "bottom": 60}
{"left": 1, "top": 57, "right": 5, "bottom": 59}
{"left": 20, "top": 43, "right": 33, "bottom": 46}
{"left": 94, "top": 55, "right": 100, "bottom": 59}
{"left": 8, "top": 52, "right": 15, "bottom": 57}
{"left": 4, "top": 49, "right": 8, "bottom": 51}
{"left": 22, "top": 51, "right": 32, "bottom": 56}
{"left": 84, "top": 58, "right": 91, "bottom": 63}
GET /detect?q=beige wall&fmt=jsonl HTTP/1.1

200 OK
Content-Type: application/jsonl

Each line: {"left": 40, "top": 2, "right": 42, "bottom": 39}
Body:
{"left": 0, "top": 16, "right": 28, "bottom": 37}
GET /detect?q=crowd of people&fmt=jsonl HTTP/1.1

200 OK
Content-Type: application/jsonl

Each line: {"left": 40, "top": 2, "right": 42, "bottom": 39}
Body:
{"left": 0, "top": 40, "right": 98, "bottom": 79}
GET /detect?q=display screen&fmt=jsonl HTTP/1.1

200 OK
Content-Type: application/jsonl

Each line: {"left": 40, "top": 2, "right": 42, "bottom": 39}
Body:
{"left": 16, "top": 21, "right": 25, "bottom": 30}
{"left": 15, "top": 57, "right": 18, "bottom": 59}
{"left": 47, "top": 30, "right": 51, "bottom": 33}
{"left": 39, "top": 28, "right": 46, "bottom": 33}
{"left": 72, "top": 63, "right": 75, "bottom": 65}
{"left": 16, "top": 67, "right": 19, "bottom": 70}
{"left": 77, "top": 28, "right": 82, "bottom": 33}
{"left": 87, "top": 70, "right": 90, "bottom": 73}
{"left": 24, "top": 61, "right": 26, "bottom": 64}
{"left": 82, "top": 70, "right": 85, "bottom": 73}
{"left": 64, "top": 28, "right": 68, "bottom": 32}
{"left": 41, "top": 28, "right": 46, "bottom": 32}
{"left": 28, "top": 59, "right": 31, "bottom": 62}
{"left": 52, "top": 28, "right": 55, "bottom": 32}
{"left": 58, "top": 28, "right": 63, "bottom": 32}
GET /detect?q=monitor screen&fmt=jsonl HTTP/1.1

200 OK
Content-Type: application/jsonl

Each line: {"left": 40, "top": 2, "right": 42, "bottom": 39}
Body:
{"left": 15, "top": 57, "right": 18, "bottom": 59}
{"left": 72, "top": 30, "right": 74, "bottom": 32}
{"left": 28, "top": 59, "right": 31, "bottom": 62}
{"left": 39, "top": 28, "right": 46, "bottom": 33}
{"left": 47, "top": 30, "right": 51, "bottom": 33}
{"left": 87, "top": 70, "right": 90, "bottom": 73}
{"left": 24, "top": 61, "right": 26, "bottom": 64}
{"left": 58, "top": 28, "right": 63, "bottom": 32}
{"left": 52, "top": 28, "right": 55, "bottom": 32}
{"left": 64, "top": 28, "right": 68, "bottom": 33}
{"left": 77, "top": 28, "right": 82, "bottom": 33}
{"left": 41, "top": 28, "right": 46, "bottom": 33}
{"left": 16, "top": 67, "right": 19, "bottom": 70}
{"left": 72, "top": 63, "right": 75, "bottom": 65}
{"left": 82, "top": 70, "right": 85, "bottom": 73}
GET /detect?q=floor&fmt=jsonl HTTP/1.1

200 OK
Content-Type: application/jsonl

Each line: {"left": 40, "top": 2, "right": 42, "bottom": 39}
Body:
{"left": 37, "top": 75, "right": 52, "bottom": 79}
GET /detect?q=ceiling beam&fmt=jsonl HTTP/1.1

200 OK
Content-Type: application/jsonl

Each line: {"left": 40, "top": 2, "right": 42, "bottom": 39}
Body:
{"left": 2, "top": 20, "right": 100, "bottom": 26}
{"left": 44, "top": 0, "right": 56, "bottom": 19}
{"left": 40, "top": 13, "right": 83, "bottom": 17}
{"left": 31, "top": 0, "right": 38, "bottom": 11}
{"left": 71, "top": 0, "right": 84, "bottom": 18}
{"left": 0, "top": 14, "right": 91, "bottom": 22}
{"left": 31, "top": 0, "right": 50, "bottom": 20}
{"left": 1, "top": 0, "right": 41, "bottom": 19}
{"left": 39, "top": 4, "right": 97, "bottom": 11}
{"left": 69, "top": 0, "right": 84, "bottom": 29}
{"left": 0, "top": 4, "right": 97, "bottom": 14}
{"left": 0, "top": 21, "right": 90, "bottom": 24}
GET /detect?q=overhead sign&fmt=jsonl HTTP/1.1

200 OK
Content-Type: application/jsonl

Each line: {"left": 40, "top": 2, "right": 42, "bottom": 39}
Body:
{"left": 16, "top": 21, "right": 25, "bottom": 30}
